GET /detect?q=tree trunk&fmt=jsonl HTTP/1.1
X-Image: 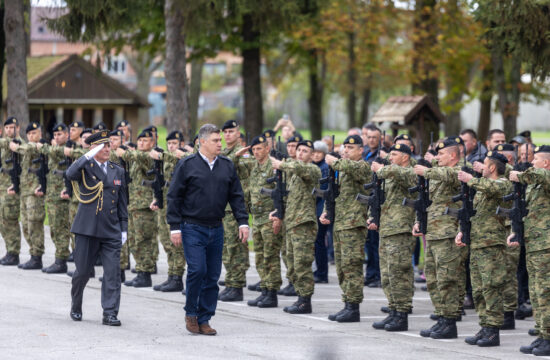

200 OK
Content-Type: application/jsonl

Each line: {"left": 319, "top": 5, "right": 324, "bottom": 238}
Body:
{"left": 125, "top": 52, "right": 160, "bottom": 131}
{"left": 0, "top": 3, "right": 6, "bottom": 117}
{"left": 241, "top": 14, "right": 263, "bottom": 137}
{"left": 477, "top": 65, "right": 493, "bottom": 142}
{"left": 359, "top": 76, "right": 372, "bottom": 126}
{"left": 347, "top": 31, "right": 357, "bottom": 129}
{"left": 492, "top": 51, "right": 520, "bottom": 139}
{"left": 189, "top": 58, "right": 204, "bottom": 137}
{"left": 164, "top": 0, "right": 190, "bottom": 139}
{"left": 4, "top": 0, "right": 28, "bottom": 127}
{"left": 308, "top": 49, "right": 323, "bottom": 141}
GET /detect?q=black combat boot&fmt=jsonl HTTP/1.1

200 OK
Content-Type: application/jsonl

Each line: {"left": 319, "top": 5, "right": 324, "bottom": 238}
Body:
{"left": 0, "top": 253, "right": 7, "bottom": 264}
{"left": 328, "top": 304, "right": 348, "bottom": 321}
{"left": 42, "top": 258, "right": 68, "bottom": 274}
{"left": 248, "top": 289, "right": 267, "bottom": 307}
{"left": 380, "top": 306, "right": 390, "bottom": 314}
{"left": 18, "top": 255, "right": 42, "bottom": 270}
{"left": 520, "top": 337, "right": 543, "bottom": 354}
{"left": 160, "top": 275, "right": 184, "bottom": 292}
{"left": 430, "top": 313, "right": 440, "bottom": 321}
{"left": 120, "top": 270, "right": 125, "bottom": 283}
{"left": 218, "top": 280, "right": 225, "bottom": 286}
{"left": 67, "top": 252, "right": 74, "bottom": 263}
{"left": 95, "top": 257, "right": 102, "bottom": 266}
{"left": 335, "top": 303, "right": 360, "bottom": 323}
{"left": 154, "top": 276, "right": 171, "bottom": 291}
{"left": 152, "top": 263, "right": 157, "bottom": 275}
{"left": 465, "top": 328, "right": 485, "bottom": 345}
{"left": 430, "top": 317, "right": 457, "bottom": 339}
{"left": 532, "top": 339, "right": 550, "bottom": 356}
{"left": 248, "top": 281, "right": 261, "bottom": 291}
{"left": 284, "top": 296, "right": 312, "bottom": 314}
{"left": 257, "top": 290, "right": 278, "bottom": 308}
{"left": 501, "top": 311, "right": 515, "bottom": 330}
{"left": 132, "top": 272, "right": 152, "bottom": 288}
{"left": 373, "top": 310, "right": 396, "bottom": 329}
{"left": 1, "top": 253, "right": 19, "bottom": 266}
{"left": 463, "top": 294, "right": 474, "bottom": 309}
{"left": 283, "top": 283, "right": 297, "bottom": 296}
{"left": 477, "top": 326, "right": 500, "bottom": 347}
{"left": 219, "top": 287, "right": 243, "bottom": 302}
{"left": 516, "top": 303, "right": 533, "bottom": 319}
{"left": 420, "top": 317, "right": 443, "bottom": 337}
{"left": 529, "top": 328, "right": 540, "bottom": 336}
{"left": 385, "top": 311, "right": 408, "bottom": 331}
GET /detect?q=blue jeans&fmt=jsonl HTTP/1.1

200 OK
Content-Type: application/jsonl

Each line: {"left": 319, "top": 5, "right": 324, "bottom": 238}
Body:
{"left": 181, "top": 222, "right": 224, "bottom": 324}
{"left": 314, "top": 222, "right": 329, "bottom": 281}
{"left": 365, "top": 230, "right": 380, "bottom": 283}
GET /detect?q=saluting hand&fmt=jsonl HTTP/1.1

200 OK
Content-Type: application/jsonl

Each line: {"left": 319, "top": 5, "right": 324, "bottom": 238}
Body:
{"left": 235, "top": 146, "right": 250, "bottom": 157}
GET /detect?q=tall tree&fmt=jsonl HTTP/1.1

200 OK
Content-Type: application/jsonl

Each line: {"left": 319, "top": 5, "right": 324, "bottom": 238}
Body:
{"left": 0, "top": 1, "right": 6, "bottom": 117}
{"left": 4, "top": 0, "right": 28, "bottom": 125}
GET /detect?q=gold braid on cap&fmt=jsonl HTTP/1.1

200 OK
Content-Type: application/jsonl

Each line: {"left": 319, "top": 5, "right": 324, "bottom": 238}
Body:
{"left": 72, "top": 170, "right": 104, "bottom": 214}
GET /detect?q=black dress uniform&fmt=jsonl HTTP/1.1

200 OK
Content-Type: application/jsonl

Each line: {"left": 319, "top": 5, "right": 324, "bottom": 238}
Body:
{"left": 65, "top": 131, "right": 128, "bottom": 325}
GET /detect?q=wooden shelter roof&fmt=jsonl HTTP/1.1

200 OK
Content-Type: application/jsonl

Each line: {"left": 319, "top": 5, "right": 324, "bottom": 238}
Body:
{"left": 370, "top": 95, "right": 445, "bottom": 124}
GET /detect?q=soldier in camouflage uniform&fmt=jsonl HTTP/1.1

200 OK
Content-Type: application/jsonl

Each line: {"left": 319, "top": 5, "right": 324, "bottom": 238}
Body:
{"left": 413, "top": 137, "right": 463, "bottom": 339}
{"left": 0, "top": 117, "right": 23, "bottom": 266}
{"left": 510, "top": 145, "right": 550, "bottom": 356}
{"left": 117, "top": 129, "right": 156, "bottom": 288}
{"left": 218, "top": 120, "right": 250, "bottom": 302}
{"left": 270, "top": 140, "right": 320, "bottom": 314}
{"left": 456, "top": 151, "right": 512, "bottom": 347}
{"left": 10, "top": 122, "right": 46, "bottom": 270}
{"left": 370, "top": 143, "right": 417, "bottom": 331}
{"left": 39, "top": 124, "right": 71, "bottom": 274}
{"left": 319, "top": 135, "right": 371, "bottom": 323}
{"left": 149, "top": 130, "right": 188, "bottom": 292}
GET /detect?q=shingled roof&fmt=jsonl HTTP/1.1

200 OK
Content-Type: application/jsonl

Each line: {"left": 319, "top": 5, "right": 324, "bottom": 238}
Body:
{"left": 370, "top": 95, "right": 444, "bottom": 124}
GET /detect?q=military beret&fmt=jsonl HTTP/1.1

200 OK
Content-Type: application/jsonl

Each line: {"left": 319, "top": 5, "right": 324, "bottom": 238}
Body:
{"left": 137, "top": 130, "right": 153, "bottom": 139}
{"left": 511, "top": 135, "right": 527, "bottom": 145}
{"left": 394, "top": 134, "right": 411, "bottom": 142}
{"left": 110, "top": 129, "right": 123, "bottom": 137}
{"left": 92, "top": 122, "right": 108, "bottom": 132}
{"left": 81, "top": 128, "right": 93, "bottom": 137}
{"left": 486, "top": 151, "right": 508, "bottom": 164}
{"left": 166, "top": 130, "right": 184, "bottom": 141}
{"left": 127, "top": 142, "right": 137, "bottom": 149}
{"left": 493, "top": 143, "right": 515, "bottom": 152}
{"left": 248, "top": 135, "right": 267, "bottom": 154}
{"left": 85, "top": 130, "right": 110, "bottom": 146}
{"left": 287, "top": 134, "right": 303, "bottom": 144}
{"left": 115, "top": 120, "right": 129, "bottom": 128}
{"left": 26, "top": 122, "right": 41, "bottom": 134}
{"left": 4, "top": 116, "right": 18, "bottom": 126}
{"left": 53, "top": 123, "right": 68, "bottom": 132}
{"left": 437, "top": 136, "right": 463, "bottom": 152}
{"left": 343, "top": 135, "right": 362, "bottom": 146}
{"left": 519, "top": 131, "right": 531, "bottom": 139}
{"left": 263, "top": 129, "right": 275, "bottom": 138}
{"left": 222, "top": 119, "right": 239, "bottom": 131}
{"left": 297, "top": 140, "right": 314, "bottom": 150}
{"left": 70, "top": 121, "right": 84, "bottom": 128}
{"left": 143, "top": 125, "right": 157, "bottom": 133}
{"left": 534, "top": 145, "right": 550, "bottom": 154}
{"left": 390, "top": 143, "right": 412, "bottom": 155}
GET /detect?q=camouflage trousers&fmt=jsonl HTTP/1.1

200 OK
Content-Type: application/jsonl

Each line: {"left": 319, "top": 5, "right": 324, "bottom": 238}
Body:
{"left": 0, "top": 193, "right": 21, "bottom": 254}
{"left": 424, "top": 238, "right": 462, "bottom": 318}
{"left": 158, "top": 209, "right": 185, "bottom": 276}
{"left": 120, "top": 241, "right": 129, "bottom": 270}
{"left": 528, "top": 249, "right": 550, "bottom": 340}
{"left": 470, "top": 245, "right": 506, "bottom": 327}
{"left": 129, "top": 209, "right": 157, "bottom": 273}
{"left": 380, "top": 233, "right": 415, "bottom": 312}
{"left": 286, "top": 222, "right": 317, "bottom": 297}
{"left": 21, "top": 194, "right": 45, "bottom": 257}
{"left": 334, "top": 227, "right": 366, "bottom": 304}
{"left": 252, "top": 221, "right": 283, "bottom": 291}
{"left": 69, "top": 200, "right": 79, "bottom": 251}
{"left": 281, "top": 223, "right": 292, "bottom": 281}
{"left": 222, "top": 212, "right": 249, "bottom": 288}
{"left": 503, "top": 245, "right": 520, "bottom": 312}
{"left": 46, "top": 198, "right": 70, "bottom": 260}
{"left": 457, "top": 245, "right": 469, "bottom": 304}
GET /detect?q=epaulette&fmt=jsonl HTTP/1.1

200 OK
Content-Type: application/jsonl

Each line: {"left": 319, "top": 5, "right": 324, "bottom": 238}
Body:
{"left": 108, "top": 161, "right": 123, "bottom": 170}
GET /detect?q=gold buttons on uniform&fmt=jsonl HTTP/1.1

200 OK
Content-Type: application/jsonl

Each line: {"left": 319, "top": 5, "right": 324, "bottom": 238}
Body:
{"left": 112, "top": 190, "right": 115, "bottom": 194}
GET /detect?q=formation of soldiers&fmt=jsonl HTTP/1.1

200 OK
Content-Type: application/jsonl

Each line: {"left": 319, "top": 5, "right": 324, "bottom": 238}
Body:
{"left": 1, "top": 116, "right": 549, "bottom": 356}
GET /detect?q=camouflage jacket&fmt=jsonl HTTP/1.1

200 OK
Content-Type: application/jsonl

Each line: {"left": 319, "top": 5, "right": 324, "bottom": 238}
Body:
{"left": 247, "top": 159, "right": 276, "bottom": 226}
{"left": 518, "top": 167, "right": 550, "bottom": 253}
{"left": 376, "top": 164, "right": 417, "bottom": 237}
{"left": 121, "top": 149, "right": 154, "bottom": 211}
{"left": 40, "top": 144, "right": 69, "bottom": 202}
{"left": 69, "top": 145, "right": 87, "bottom": 204}
{"left": 328, "top": 158, "right": 371, "bottom": 232}
{"left": 0, "top": 137, "right": 23, "bottom": 191}
{"left": 468, "top": 177, "right": 512, "bottom": 249}
{"left": 15, "top": 142, "right": 42, "bottom": 197}
{"left": 223, "top": 144, "right": 250, "bottom": 212}
{"left": 280, "top": 160, "right": 321, "bottom": 230}
{"left": 422, "top": 164, "right": 462, "bottom": 241}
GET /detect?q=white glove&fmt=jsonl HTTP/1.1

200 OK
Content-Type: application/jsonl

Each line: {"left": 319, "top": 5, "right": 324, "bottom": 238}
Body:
{"left": 121, "top": 231, "right": 128, "bottom": 245}
{"left": 84, "top": 143, "right": 105, "bottom": 160}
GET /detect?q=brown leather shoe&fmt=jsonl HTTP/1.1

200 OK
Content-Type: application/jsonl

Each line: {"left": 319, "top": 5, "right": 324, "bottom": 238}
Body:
{"left": 185, "top": 316, "right": 199, "bottom": 334}
{"left": 199, "top": 323, "right": 217, "bottom": 336}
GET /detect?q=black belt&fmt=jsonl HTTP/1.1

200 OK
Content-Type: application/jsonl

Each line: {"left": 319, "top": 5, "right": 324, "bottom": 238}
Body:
{"left": 182, "top": 217, "right": 222, "bottom": 228}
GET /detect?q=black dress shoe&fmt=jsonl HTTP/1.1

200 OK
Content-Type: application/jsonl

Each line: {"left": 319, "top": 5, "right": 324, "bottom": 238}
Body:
{"left": 1, "top": 253, "right": 19, "bottom": 266}
{"left": 67, "top": 268, "right": 95, "bottom": 278}
{"left": 70, "top": 303, "right": 82, "bottom": 321}
{"left": 314, "top": 276, "right": 328, "bottom": 284}
{"left": 463, "top": 294, "right": 474, "bottom": 309}
{"left": 95, "top": 257, "right": 102, "bottom": 266}
{"left": 102, "top": 314, "right": 121, "bottom": 326}
{"left": 218, "top": 280, "right": 225, "bottom": 286}
{"left": 67, "top": 252, "right": 74, "bottom": 262}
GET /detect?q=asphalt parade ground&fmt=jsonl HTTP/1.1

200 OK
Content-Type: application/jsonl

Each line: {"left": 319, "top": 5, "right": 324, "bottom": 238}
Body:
{"left": 0, "top": 227, "right": 546, "bottom": 360}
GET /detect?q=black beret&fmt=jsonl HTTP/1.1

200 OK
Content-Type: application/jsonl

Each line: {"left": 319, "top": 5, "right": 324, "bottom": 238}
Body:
{"left": 394, "top": 134, "right": 412, "bottom": 142}
{"left": 493, "top": 143, "right": 515, "bottom": 152}
{"left": 519, "top": 131, "right": 531, "bottom": 138}
{"left": 167, "top": 130, "right": 184, "bottom": 141}
{"left": 436, "top": 136, "right": 463, "bottom": 152}
{"left": 343, "top": 135, "right": 362, "bottom": 146}
{"left": 486, "top": 151, "right": 508, "bottom": 164}
{"left": 53, "top": 123, "right": 68, "bottom": 132}
{"left": 92, "top": 122, "right": 108, "bottom": 131}
{"left": 4, "top": 116, "right": 18, "bottom": 126}
{"left": 110, "top": 129, "right": 123, "bottom": 137}
{"left": 137, "top": 130, "right": 153, "bottom": 139}
{"left": 85, "top": 130, "right": 110, "bottom": 146}
{"left": 143, "top": 125, "right": 157, "bottom": 133}
{"left": 287, "top": 134, "right": 303, "bottom": 144}
{"left": 534, "top": 145, "right": 550, "bottom": 154}
{"left": 263, "top": 129, "right": 275, "bottom": 138}
{"left": 26, "top": 122, "right": 41, "bottom": 134}
{"left": 81, "top": 128, "right": 93, "bottom": 137}
{"left": 250, "top": 135, "right": 267, "bottom": 148}
{"left": 116, "top": 120, "right": 129, "bottom": 128}
{"left": 222, "top": 119, "right": 239, "bottom": 131}
{"left": 297, "top": 140, "right": 314, "bottom": 150}
{"left": 193, "top": 134, "right": 199, "bottom": 144}
{"left": 127, "top": 142, "right": 137, "bottom": 149}
{"left": 70, "top": 121, "right": 84, "bottom": 128}
{"left": 390, "top": 143, "right": 412, "bottom": 155}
